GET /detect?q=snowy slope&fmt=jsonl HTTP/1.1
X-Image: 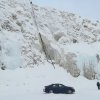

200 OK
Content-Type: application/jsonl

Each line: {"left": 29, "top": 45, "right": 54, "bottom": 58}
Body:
{"left": 0, "top": 0, "right": 100, "bottom": 79}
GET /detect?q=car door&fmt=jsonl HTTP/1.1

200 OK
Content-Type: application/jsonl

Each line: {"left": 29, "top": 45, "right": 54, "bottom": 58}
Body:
{"left": 58, "top": 84, "right": 66, "bottom": 93}
{"left": 52, "top": 84, "right": 60, "bottom": 93}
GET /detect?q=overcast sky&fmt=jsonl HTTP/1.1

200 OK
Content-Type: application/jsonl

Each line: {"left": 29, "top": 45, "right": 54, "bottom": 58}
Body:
{"left": 32, "top": 0, "right": 100, "bottom": 21}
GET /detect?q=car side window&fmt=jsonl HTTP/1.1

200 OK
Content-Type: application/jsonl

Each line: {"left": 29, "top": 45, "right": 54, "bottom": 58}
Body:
{"left": 53, "top": 85, "right": 56, "bottom": 87}
{"left": 59, "top": 84, "right": 62, "bottom": 87}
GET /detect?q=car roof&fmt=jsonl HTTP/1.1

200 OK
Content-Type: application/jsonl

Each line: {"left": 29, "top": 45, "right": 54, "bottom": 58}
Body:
{"left": 52, "top": 83, "right": 64, "bottom": 85}
{"left": 45, "top": 83, "right": 66, "bottom": 87}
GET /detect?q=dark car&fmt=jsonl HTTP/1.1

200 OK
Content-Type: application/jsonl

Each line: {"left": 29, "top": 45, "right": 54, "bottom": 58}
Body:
{"left": 43, "top": 83, "right": 75, "bottom": 94}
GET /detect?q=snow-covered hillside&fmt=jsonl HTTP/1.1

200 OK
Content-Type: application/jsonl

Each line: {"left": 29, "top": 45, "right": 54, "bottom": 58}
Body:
{"left": 0, "top": 0, "right": 100, "bottom": 79}
{"left": 0, "top": 0, "right": 100, "bottom": 100}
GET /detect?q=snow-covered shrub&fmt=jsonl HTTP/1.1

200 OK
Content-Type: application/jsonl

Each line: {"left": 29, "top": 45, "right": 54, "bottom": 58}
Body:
{"left": 1, "top": 20, "right": 18, "bottom": 32}
{"left": 96, "top": 54, "right": 100, "bottom": 63}
{"left": 84, "top": 25, "right": 88, "bottom": 28}
{"left": 16, "top": 21, "right": 22, "bottom": 26}
{"left": 83, "top": 62, "right": 95, "bottom": 80}
{"left": 0, "top": 45, "right": 1, "bottom": 51}
{"left": 1, "top": 63, "right": 6, "bottom": 70}
{"left": 53, "top": 31, "right": 65, "bottom": 41}
{"left": 73, "top": 38, "right": 78, "bottom": 43}
{"left": 62, "top": 52, "right": 80, "bottom": 77}
{"left": 1, "top": 20, "right": 12, "bottom": 31}
{"left": 58, "top": 36, "right": 71, "bottom": 44}
{"left": 71, "top": 66, "right": 80, "bottom": 77}
{"left": 16, "top": 21, "right": 24, "bottom": 32}
{"left": 11, "top": 13, "right": 17, "bottom": 20}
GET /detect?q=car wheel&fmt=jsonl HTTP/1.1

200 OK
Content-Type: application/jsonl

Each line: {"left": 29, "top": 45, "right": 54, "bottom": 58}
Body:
{"left": 49, "top": 90, "right": 53, "bottom": 93}
{"left": 68, "top": 90, "right": 72, "bottom": 94}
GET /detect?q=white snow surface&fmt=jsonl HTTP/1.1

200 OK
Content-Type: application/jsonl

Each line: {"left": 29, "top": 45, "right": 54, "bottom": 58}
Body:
{"left": 0, "top": 63, "right": 100, "bottom": 100}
